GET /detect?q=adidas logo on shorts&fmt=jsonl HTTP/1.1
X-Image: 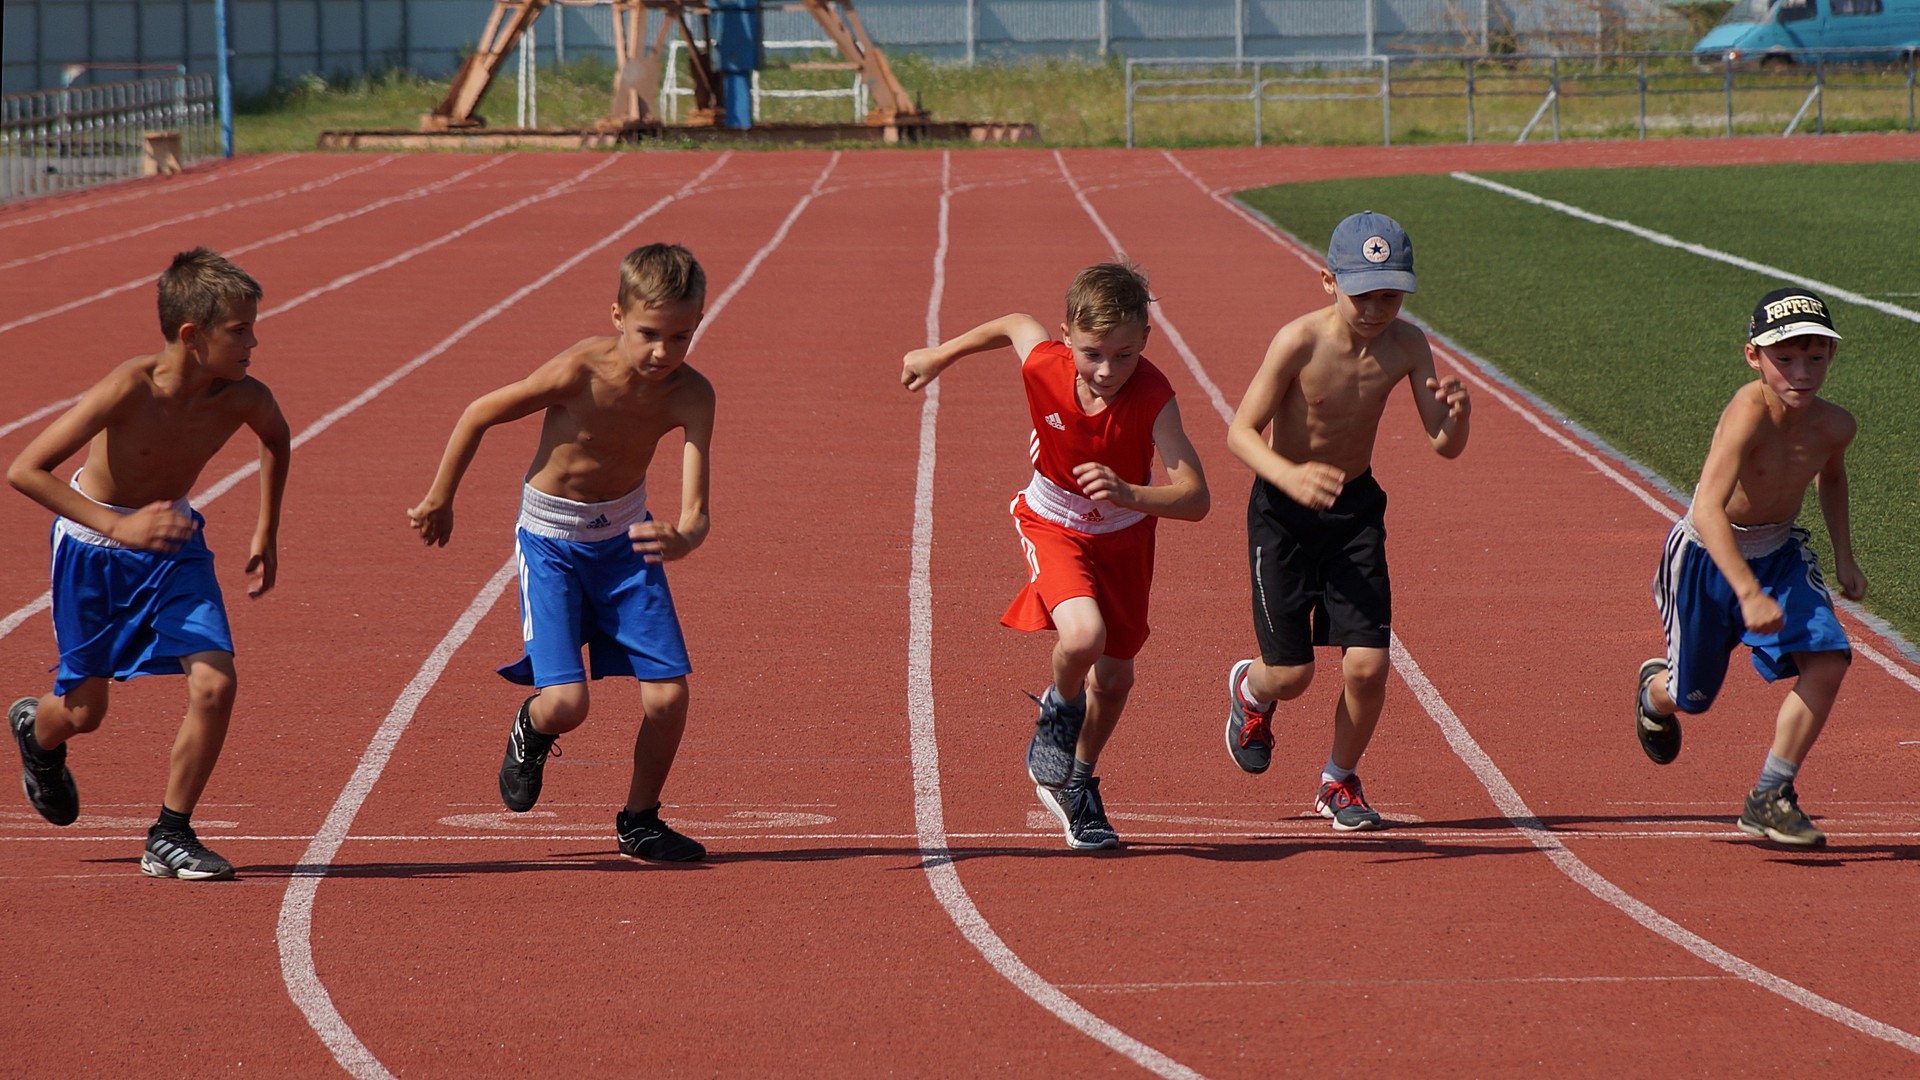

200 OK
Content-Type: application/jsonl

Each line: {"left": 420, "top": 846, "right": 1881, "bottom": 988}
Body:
{"left": 586, "top": 514, "right": 611, "bottom": 529}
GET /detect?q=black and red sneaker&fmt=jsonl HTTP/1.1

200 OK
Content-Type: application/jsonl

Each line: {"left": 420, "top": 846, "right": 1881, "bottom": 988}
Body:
{"left": 1224, "top": 659, "right": 1276, "bottom": 774}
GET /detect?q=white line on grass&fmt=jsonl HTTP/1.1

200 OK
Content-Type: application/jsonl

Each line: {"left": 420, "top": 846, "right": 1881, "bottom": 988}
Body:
{"left": 277, "top": 151, "right": 834, "bottom": 1077}
{"left": 1163, "top": 149, "right": 1920, "bottom": 1055}
{"left": 0, "top": 156, "right": 400, "bottom": 272}
{"left": 1449, "top": 171, "right": 1920, "bottom": 326}
{"left": 906, "top": 151, "right": 1204, "bottom": 1080}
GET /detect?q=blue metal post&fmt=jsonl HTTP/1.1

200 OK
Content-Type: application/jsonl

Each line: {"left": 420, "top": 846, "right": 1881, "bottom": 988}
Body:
{"left": 713, "top": 0, "right": 762, "bottom": 129}
{"left": 215, "top": 0, "right": 234, "bottom": 156}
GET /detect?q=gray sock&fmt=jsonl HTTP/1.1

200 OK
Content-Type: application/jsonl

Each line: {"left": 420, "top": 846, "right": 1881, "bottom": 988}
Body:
{"left": 1757, "top": 752, "right": 1800, "bottom": 792}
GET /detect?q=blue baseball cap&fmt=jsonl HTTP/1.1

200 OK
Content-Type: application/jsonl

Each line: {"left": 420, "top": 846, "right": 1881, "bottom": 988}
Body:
{"left": 1327, "top": 211, "right": 1416, "bottom": 295}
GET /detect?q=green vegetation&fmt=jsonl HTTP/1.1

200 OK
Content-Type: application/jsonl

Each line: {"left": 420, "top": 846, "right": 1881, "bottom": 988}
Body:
{"left": 234, "top": 51, "right": 1916, "bottom": 152}
{"left": 1237, "top": 162, "right": 1920, "bottom": 644}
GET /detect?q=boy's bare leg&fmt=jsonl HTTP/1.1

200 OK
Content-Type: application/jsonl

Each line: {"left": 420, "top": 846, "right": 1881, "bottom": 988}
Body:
{"left": 1771, "top": 650, "right": 1847, "bottom": 764}
{"left": 529, "top": 681, "right": 590, "bottom": 735}
{"left": 624, "top": 677, "right": 689, "bottom": 813}
{"left": 1075, "top": 655, "right": 1135, "bottom": 765}
{"left": 31, "top": 679, "right": 112, "bottom": 747}
{"left": 1328, "top": 646, "right": 1389, "bottom": 772}
{"left": 1048, "top": 597, "right": 1105, "bottom": 700}
{"left": 1646, "top": 669, "right": 1680, "bottom": 716}
{"left": 1244, "top": 658, "right": 1315, "bottom": 706}
{"left": 165, "top": 651, "right": 237, "bottom": 815}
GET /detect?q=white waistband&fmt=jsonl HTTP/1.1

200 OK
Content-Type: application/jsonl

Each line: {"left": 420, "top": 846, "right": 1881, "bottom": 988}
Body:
{"left": 1679, "top": 511, "right": 1792, "bottom": 560}
{"left": 1018, "top": 471, "right": 1145, "bottom": 535}
{"left": 517, "top": 482, "right": 649, "bottom": 543}
{"left": 54, "top": 475, "right": 191, "bottom": 550}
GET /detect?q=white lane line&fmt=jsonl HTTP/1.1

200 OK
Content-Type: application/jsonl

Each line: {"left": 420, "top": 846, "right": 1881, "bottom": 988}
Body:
{"left": 0, "top": 395, "right": 81, "bottom": 440}
{"left": 1159, "top": 149, "right": 1920, "bottom": 1055}
{"left": 1449, "top": 171, "right": 1920, "bottom": 326}
{"left": 0, "top": 156, "right": 400, "bottom": 272}
{"left": 277, "top": 151, "right": 835, "bottom": 1078}
{"left": 906, "top": 151, "right": 1203, "bottom": 1080}
{"left": 0, "top": 154, "right": 293, "bottom": 231}
{"left": 0, "top": 155, "right": 635, "bottom": 646}
{"left": 276, "top": 556, "right": 516, "bottom": 1080}
{"left": 1393, "top": 638, "right": 1920, "bottom": 1054}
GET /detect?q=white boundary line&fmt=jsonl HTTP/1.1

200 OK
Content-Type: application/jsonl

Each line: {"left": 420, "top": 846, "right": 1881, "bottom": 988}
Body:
{"left": 1160, "top": 149, "right": 1920, "bottom": 1055}
{"left": 0, "top": 156, "right": 400, "bottom": 273}
{"left": 906, "top": 151, "right": 1203, "bottom": 1080}
{"left": 0, "top": 395, "right": 81, "bottom": 440}
{"left": 277, "top": 152, "right": 839, "bottom": 1077}
{"left": 0, "top": 155, "right": 634, "bottom": 646}
{"left": 1449, "top": 171, "right": 1920, "bottom": 326}
{"left": 0, "top": 154, "right": 293, "bottom": 231}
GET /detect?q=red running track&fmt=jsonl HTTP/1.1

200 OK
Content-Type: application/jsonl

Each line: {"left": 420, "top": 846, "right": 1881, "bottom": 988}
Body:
{"left": 0, "top": 134, "right": 1916, "bottom": 1077}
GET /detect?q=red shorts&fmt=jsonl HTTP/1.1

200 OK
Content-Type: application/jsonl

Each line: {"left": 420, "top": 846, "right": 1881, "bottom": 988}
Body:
{"left": 1001, "top": 495, "right": 1157, "bottom": 660}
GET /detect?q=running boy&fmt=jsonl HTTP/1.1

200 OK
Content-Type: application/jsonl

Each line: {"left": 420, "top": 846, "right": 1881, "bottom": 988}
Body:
{"left": 408, "top": 243, "right": 711, "bottom": 862}
{"left": 1635, "top": 286, "right": 1865, "bottom": 847}
{"left": 8, "top": 247, "right": 290, "bottom": 881}
{"left": 1222, "top": 212, "right": 1469, "bottom": 831}
{"left": 900, "top": 262, "right": 1209, "bottom": 850}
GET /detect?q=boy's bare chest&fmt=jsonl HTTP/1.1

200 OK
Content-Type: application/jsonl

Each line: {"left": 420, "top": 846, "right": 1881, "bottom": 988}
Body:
{"left": 1742, "top": 429, "right": 1828, "bottom": 492}
{"left": 1297, "top": 353, "right": 1404, "bottom": 418}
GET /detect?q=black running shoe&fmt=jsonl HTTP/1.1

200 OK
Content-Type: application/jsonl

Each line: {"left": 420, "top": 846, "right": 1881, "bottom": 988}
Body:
{"left": 140, "top": 824, "right": 235, "bottom": 880}
{"left": 1225, "top": 659, "right": 1276, "bottom": 774}
{"left": 1737, "top": 783, "right": 1826, "bottom": 846}
{"left": 1035, "top": 777, "right": 1120, "bottom": 850}
{"left": 498, "top": 695, "right": 558, "bottom": 813}
{"left": 11, "top": 696, "right": 78, "bottom": 827}
{"left": 616, "top": 805, "right": 706, "bottom": 862}
{"left": 1315, "top": 775, "right": 1384, "bottom": 832}
{"left": 1025, "top": 687, "right": 1086, "bottom": 791}
{"left": 1635, "top": 657, "right": 1682, "bottom": 765}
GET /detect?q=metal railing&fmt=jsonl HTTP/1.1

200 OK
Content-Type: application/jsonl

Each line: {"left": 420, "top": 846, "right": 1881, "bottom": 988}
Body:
{"left": 2, "top": 72, "right": 218, "bottom": 202}
{"left": 1126, "top": 48, "right": 1920, "bottom": 147}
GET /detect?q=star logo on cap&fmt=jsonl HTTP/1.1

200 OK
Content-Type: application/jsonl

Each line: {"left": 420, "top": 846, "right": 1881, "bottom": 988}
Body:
{"left": 1364, "top": 237, "right": 1391, "bottom": 264}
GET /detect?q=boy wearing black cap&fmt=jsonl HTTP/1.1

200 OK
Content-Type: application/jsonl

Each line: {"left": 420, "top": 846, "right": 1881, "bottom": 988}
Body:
{"left": 1221, "top": 211, "right": 1470, "bottom": 830}
{"left": 1635, "top": 286, "right": 1865, "bottom": 847}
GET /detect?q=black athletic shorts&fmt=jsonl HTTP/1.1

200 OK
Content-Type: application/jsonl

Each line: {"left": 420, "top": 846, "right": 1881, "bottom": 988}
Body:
{"left": 1247, "top": 469, "right": 1391, "bottom": 666}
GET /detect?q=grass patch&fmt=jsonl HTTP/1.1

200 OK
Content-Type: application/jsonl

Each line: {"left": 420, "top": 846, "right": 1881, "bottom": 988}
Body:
{"left": 1236, "top": 162, "right": 1920, "bottom": 644}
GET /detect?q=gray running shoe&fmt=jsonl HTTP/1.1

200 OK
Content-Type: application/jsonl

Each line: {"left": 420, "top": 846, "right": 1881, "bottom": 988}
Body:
{"left": 1225, "top": 659, "right": 1276, "bottom": 774}
{"left": 1635, "top": 657, "right": 1682, "bottom": 765}
{"left": 1738, "top": 783, "right": 1826, "bottom": 846}
{"left": 11, "top": 697, "right": 78, "bottom": 827}
{"left": 498, "top": 695, "right": 558, "bottom": 813}
{"left": 1025, "top": 687, "right": 1086, "bottom": 791}
{"left": 616, "top": 805, "right": 706, "bottom": 862}
{"left": 141, "top": 824, "right": 235, "bottom": 880}
{"left": 1314, "top": 775, "right": 1383, "bottom": 832}
{"left": 1035, "top": 777, "right": 1119, "bottom": 850}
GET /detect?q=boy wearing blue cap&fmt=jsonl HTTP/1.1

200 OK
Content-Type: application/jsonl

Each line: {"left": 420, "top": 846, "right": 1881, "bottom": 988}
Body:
{"left": 1220, "top": 211, "right": 1470, "bottom": 830}
{"left": 1635, "top": 286, "right": 1865, "bottom": 847}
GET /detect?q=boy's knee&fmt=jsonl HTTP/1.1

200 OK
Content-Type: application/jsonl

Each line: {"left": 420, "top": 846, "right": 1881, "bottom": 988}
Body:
{"left": 1258, "top": 661, "right": 1314, "bottom": 701}
{"left": 187, "top": 669, "right": 238, "bottom": 718}
{"left": 535, "top": 684, "right": 590, "bottom": 732}
{"left": 1795, "top": 650, "right": 1851, "bottom": 689}
{"left": 1088, "top": 662, "right": 1135, "bottom": 700}
{"left": 1342, "top": 649, "right": 1390, "bottom": 691}
{"left": 640, "top": 680, "right": 689, "bottom": 723}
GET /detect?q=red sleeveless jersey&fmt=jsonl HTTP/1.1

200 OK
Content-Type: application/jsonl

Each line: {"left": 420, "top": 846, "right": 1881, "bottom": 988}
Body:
{"left": 1021, "top": 340, "right": 1175, "bottom": 489}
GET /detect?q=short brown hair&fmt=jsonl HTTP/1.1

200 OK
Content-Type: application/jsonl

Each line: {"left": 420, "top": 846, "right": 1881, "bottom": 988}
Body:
{"left": 158, "top": 247, "right": 262, "bottom": 341}
{"left": 1064, "top": 261, "right": 1153, "bottom": 337}
{"left": 617, "top": 243, "right": 706, "bottom": 312}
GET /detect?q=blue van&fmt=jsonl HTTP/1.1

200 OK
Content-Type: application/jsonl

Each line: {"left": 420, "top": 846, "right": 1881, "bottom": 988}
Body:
{"left": 1694, "top": 0, "right": 1920, "bottom": 65}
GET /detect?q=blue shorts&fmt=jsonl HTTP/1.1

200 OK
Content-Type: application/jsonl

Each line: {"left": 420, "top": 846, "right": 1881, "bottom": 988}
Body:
{"left": 498, "top": 522, "right": 691, "bottom": 688}
{"left": 1651, "top": 519, "right": 1849, "bottom": 714}
{"left": 48, "top": 511, "right": 234, "bottom": 696}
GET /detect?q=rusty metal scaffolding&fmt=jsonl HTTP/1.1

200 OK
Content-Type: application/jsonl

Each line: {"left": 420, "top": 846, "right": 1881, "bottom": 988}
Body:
{"left": 422, "top": 0, "right": 925, "bottom": 133}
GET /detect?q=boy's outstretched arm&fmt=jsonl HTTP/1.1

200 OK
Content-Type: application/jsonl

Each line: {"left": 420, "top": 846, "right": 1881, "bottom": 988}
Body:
{"left": 1406, "top": 334, "right": 1470, "bottom": 458}
{"left": 1692, "top": 390, "right": 1784, "bottom": 634}
{"left": 245, "top": 390, "right": 292, "bottom": 598}
{"left": 408, "top": 365, "right": 576, "bottom": 546}
{"left": 1816, "top": 419, "right": 1866, "bottom": 601}
{"left": 6, "top": 369, "right": 194, "bottom": 551}
{"left": 1069, "top": 398, "right": 1209, "bottom": 522}
{"left": 1227, "top": 325, "right": 1345, "bottom": 510}
{"left": 631, "top": 375, "right": 715, "bottom": 563}
{"left": 900, "top": 314, "right": 1050, "bottom": 392}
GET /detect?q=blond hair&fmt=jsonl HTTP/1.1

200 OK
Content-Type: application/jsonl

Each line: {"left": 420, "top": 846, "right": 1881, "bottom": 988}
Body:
{"left": 158, "top": 247, "right": 262, "bottom": 341}
{"left": 617, "top": 243, "right": 706, "bottom": 312}
{"left": 1064, "top": 261, "right": 1153, "bottom": 337}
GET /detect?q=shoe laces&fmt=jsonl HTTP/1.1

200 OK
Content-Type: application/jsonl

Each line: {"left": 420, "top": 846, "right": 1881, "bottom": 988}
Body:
{"left": 1238, "top": 710, "right": 1272, "bottom": 748}
{"left": 1325, "top": 777, "right": 1367, "bottom": 810}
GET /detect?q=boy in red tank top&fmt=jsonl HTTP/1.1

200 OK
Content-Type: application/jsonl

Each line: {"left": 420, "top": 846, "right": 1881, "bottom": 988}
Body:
{"left": 901, "top": 263, "right": 1210, "bottom": 849}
